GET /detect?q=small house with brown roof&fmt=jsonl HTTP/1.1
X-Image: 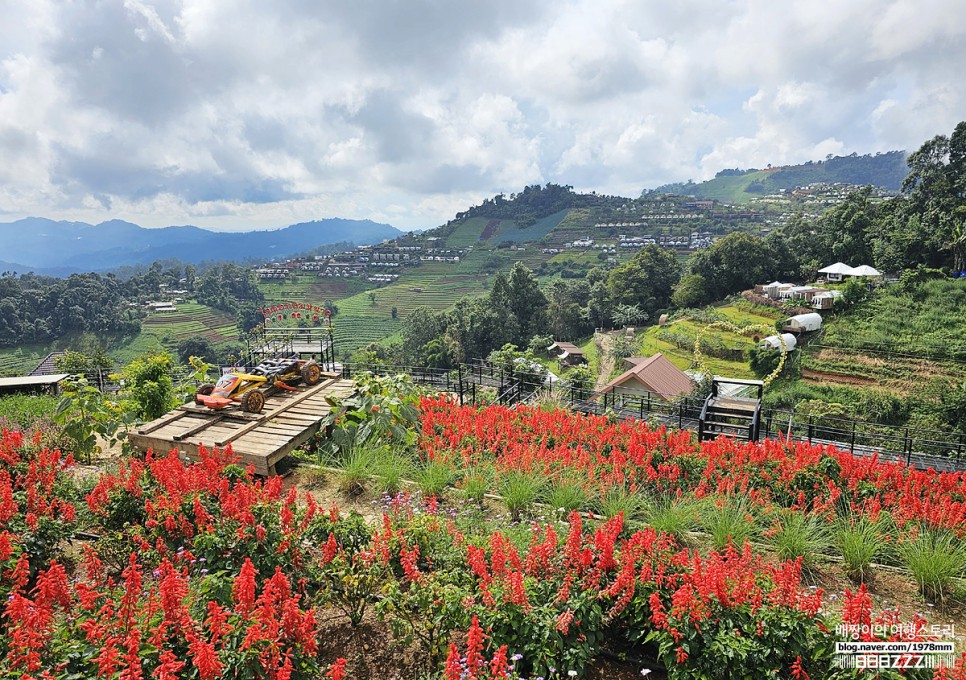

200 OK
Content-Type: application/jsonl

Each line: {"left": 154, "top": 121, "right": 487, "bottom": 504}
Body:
{"left": 547, "top": 341, "right": 587, "bottom": 366}
{"left": 598, "top": 353, "right": 694, "bottom": 401}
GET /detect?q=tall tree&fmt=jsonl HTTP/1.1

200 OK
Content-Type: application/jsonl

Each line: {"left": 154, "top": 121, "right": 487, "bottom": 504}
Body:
{"left": 506, "top": 262, "right": 548, "bottom": 343}
{"left": 607, "top": 244, "right": 680, "bottom": 318}
{"left": 687, "top": 232, "right": 798, "bottom": 302}
{"left": 901, "top": 121, "right": 966, "bottom": 271}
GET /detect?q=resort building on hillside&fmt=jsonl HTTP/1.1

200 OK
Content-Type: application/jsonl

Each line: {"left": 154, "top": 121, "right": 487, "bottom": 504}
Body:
{"left": 596, "top": 353, "right": 695, "bottom": 402}
{"left": 547, "top": 342, "right": 587, "bottom": 366}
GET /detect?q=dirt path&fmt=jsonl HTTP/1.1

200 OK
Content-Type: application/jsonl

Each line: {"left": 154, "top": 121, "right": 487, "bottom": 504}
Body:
{"left": 594, "top": 330, "right": 618, "bottom": 390}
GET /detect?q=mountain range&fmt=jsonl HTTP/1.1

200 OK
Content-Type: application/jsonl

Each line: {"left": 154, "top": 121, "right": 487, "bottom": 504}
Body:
{"left": 0, "top": 218, "right": 402, "bottom": 275}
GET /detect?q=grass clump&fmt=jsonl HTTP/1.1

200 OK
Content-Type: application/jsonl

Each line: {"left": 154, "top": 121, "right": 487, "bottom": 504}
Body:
{"left": 333, "top": 446, "right": 378, "bottom": 497}
{"left": 767, "top": 510, "right": 832, "bottom": 573}
{"left": 543, "top": 478, "right": 592, "bottom": 516}
{"left": 899, "top": 529, "right": 966, "bottom": 603}
{"left": 644, "top": 496, "right": 703, "bottom": 544}
{"left": 412, "top": 459, "right": 455, "bottom": 498}
{"left": 500, "top": 470, "right": 544, "bottom": 521}
{"left": 596, "top": 489, "right": 648, "bottom": 523}
{"left": 372, "top": 449, "right": 414, "bottom": 496}
{"left": 458, "top": 466, "right": 494, "bottom": 505}
{"left": 835, "top": 516, "right": 888, "bottom": 583}
{"left": 700, "top": 497, "right": 758, "bottom": 551}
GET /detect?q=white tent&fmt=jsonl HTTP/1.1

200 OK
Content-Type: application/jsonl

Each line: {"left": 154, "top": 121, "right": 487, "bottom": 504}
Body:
{"left": 783, "top": 312, "right": 823, "bottom": 332}
{"left": 759, "top": 333, "right": 798, "bottom": 351}
{"left": 818, "top": 262, "right": 856, "bottom": 281}
{"left": 818, "top": 262, "right": 856, "bottom": 275}
{"left": 851, "top": 264, "right": 882, "bottom": 277}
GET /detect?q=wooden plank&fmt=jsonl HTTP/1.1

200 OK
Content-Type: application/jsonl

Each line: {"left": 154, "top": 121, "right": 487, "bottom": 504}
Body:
{"left": 273, "top": 412, "right": 326, "bottom": 423}
{"left": 179, "top": 404, "right": 263, "bottom": 421}
{"left": 283, "top": 405, "right": 331, "bottom": 416}
{"left": 231, "top": 432, "right": 294, "bottom": 446}
{"left": 174, "top": 414, "right": 226, "bottom": 441}
{"left": 253, "top": 425, "right": 307, "bottom": 437}
{"left": 137, "top": 409, "right": 189, "bottom": 435}
{"left": 214, "top": 378, "right": 338, "bottom": 446}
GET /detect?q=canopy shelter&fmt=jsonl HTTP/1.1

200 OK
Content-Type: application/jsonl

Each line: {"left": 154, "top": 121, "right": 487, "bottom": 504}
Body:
{"left": 850, "top": 264, "right": 882, "bottom": 277}
{"left": 759, "top": 333, "right": 798, "bottom": 351}
{"left": 818, "top": 262, "right": 856, "bottom": 281}
{"left": 782, "top": 312, "right": 823, "bottom": 333}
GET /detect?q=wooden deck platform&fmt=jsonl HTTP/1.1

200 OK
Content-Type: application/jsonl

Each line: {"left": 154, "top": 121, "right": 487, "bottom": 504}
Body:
{"left": 128, "top": 373, "right": 355, "bottom": 475}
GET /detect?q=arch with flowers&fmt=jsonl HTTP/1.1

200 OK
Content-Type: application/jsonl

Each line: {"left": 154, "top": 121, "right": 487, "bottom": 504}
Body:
{"left": 693, "top": 320, "right": 789, "bottom": 387}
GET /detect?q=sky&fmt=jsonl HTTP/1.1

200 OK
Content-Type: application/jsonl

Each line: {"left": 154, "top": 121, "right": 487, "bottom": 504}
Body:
{"left": 0, "top": 0, "right": 964, "bottom": 233}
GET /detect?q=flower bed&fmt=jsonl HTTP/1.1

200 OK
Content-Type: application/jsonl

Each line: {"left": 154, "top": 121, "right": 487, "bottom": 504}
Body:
{"left": 3, "top": 399, "right": 966, "bottom": 678}
{"left": 418, "top": 396, "right": 966, "bottom": 533}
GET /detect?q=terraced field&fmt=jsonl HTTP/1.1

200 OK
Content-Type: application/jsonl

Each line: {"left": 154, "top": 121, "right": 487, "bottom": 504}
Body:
{"left": 109, "top": 303, "right": 241, "bottom": 363}
{"left": 0, "top": 344, "right": 51, "bottom": 377}
{"left": 636, "top": 304, "right": 783, "bottom": 380}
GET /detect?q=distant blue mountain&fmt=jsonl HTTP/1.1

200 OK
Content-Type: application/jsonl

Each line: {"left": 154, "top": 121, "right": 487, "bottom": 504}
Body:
{"left": 0, "top": 218, "right": 402, "bottom": 273}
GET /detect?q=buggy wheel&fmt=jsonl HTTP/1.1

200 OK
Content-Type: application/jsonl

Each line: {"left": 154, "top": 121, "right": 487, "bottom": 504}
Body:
{"left": 194, "top": 383, "right": 215, "bottom": 404}
{"left": 242, "top": 389, "right": 266, "bottom": 413}
{"left": 301, "top": 361, "right": 322, "bottom": 386}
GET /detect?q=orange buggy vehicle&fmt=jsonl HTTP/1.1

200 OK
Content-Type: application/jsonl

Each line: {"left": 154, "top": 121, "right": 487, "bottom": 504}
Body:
{"left": 194, "top": 356, "right": 322, "bottom": 414}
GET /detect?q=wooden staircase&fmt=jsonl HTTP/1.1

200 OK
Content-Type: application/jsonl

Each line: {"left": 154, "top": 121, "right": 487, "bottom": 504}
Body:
{"left": 698, "top": 377, "right": 764, "bottom": 442}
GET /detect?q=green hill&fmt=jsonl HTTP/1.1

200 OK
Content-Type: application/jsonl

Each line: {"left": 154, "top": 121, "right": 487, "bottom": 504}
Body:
{"left": 652, "top": 150, "right": 908, "bottom": 202}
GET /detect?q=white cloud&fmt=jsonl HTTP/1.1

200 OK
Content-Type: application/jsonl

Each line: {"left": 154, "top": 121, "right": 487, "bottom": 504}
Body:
{"left": 0, "top": 0, "right": 963, "bottom": 231}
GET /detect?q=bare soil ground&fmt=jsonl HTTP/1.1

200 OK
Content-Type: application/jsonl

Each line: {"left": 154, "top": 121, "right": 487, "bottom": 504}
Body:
{"left": 594, "top": 331, "right": 618, "bottom": 391}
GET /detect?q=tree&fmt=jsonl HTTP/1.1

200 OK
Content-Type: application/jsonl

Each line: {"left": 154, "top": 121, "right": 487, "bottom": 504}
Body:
{"left": 607, "top": 244, "right": 680, "bottom": 318}
{"left": 446, "top": 297, "right": 515, "bottom": 363}
{"left": 115, "top": 353, "right": 177, "bottom": 421}
{"left": 177, "top": 336, "right": 218, "bottom": 365}
{"left": 367, "top": 292, "right": 377, "bottom": 306}
{"left": 672, "top": 274, "right": 710, "bottom": 308}
{"left": 686, "top": 232, "right": 795, "bottom": 302}
{"left": 814, "top": 186, "right": 877, "bottom": 266}
{"left": 901, "top": 121, "right": 966, "bottom": 271}
{"left": 236, "top": 302, "right": 264, "bottom": 333}
{"left": 400, "top": 307, "right": 447, "bottom": 364}
{"left": 503, "top": 263, "right": 548, "bottom": 344}
{"left": 611, "top": 304, "right": 648, "bottom": 329}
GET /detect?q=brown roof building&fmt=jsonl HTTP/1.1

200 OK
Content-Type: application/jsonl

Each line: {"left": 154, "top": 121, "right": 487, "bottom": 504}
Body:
{"left": 548, "top": 341, "right": 587, "bottom": 366}
{"left": 598, "top": 353, "right": 694, "bottom": 400}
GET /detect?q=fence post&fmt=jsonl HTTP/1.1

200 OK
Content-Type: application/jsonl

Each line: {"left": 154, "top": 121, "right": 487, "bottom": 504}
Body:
{"left": 679, "top": 399, "right": 684, "bottom": 429}
{"left": 904, "top": 427, "right": 911, "bottom": 466}
{"left": 458, "top": 365, "right": 464, "bottom": 406}
{"left": 472, "top": 382, "right": 477, "bottom": 405}
{"left": 807, "top": 416, "right": 813, "bottom": 444}
{"left": 639, "top": 397, "right": 644, "bottom": 420}
{"left": 850, "top": 422, "right": 856, "bottom": 455}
